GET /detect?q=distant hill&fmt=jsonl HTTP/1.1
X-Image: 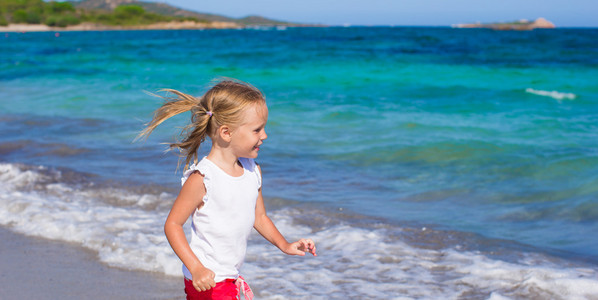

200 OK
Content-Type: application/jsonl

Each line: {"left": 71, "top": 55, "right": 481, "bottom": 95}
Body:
{"left": 70, "top": 0, "right": 293, "bottom": 25}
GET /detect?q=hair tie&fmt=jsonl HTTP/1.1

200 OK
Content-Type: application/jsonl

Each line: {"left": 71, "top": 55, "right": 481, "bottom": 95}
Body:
{"left": 206, "top": 111, "right": 213, "bottom": 117}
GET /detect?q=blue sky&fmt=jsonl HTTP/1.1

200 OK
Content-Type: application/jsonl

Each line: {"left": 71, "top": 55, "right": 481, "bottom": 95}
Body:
{"left": 151, "top": 0, "right": 597, "bottom": 27}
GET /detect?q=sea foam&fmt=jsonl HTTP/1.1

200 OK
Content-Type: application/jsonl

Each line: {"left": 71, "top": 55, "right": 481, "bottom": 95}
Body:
{"left": 525, "top": 88, "right": 577, "bottom": 101}
{"left": 245, "top": 209, "right": 598, "bottom": 299}
{"left": 1, "top": 162, "right": 597, "bottom": 299}
{"left": 0, "top": 163, "right": 181, "bottom": 276}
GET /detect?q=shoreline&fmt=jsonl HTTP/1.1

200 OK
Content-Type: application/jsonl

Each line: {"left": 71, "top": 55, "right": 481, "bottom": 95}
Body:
{"left": 0, "top": 21, "right": 244, "bottom": 32}
{"left": 4, "top": 23, "right": 594, "bottom": 33}
{"left": 0, "top": 226, "right": 183, "bottom": 299}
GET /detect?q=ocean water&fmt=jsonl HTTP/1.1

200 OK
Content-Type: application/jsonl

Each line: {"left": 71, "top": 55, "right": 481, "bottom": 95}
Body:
{"left": 1, "top": 27, "right": 598, "bottom": 299}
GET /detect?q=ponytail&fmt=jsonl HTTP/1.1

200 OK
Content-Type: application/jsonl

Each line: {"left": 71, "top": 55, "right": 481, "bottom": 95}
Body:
{"left": 136, "top": 89, "right": 212, "bottom": 170}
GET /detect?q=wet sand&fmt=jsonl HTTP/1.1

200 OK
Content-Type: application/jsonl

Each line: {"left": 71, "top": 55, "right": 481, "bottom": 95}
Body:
{"left": 0, "top": 227, "right": 184, "bottom": 300}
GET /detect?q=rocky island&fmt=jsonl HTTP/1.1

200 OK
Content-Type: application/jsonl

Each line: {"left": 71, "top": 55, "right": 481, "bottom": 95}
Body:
{"left": 452, "top": 18, "right": 555, "bottom": 30}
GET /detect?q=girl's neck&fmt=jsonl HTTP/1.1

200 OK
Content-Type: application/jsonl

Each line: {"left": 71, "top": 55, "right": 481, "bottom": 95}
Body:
{"left": 206, "top": 148, "right": 243, "bottom": 177}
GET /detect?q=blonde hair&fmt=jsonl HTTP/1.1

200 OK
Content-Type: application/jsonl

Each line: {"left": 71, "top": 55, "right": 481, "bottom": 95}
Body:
{"left": 136, "top": 79, "right": 266, "bottom": 169}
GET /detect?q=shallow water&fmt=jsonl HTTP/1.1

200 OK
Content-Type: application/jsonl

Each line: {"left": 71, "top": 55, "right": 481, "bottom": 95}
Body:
{"left": 1, "top": 27, "right": 597, "bottom": 299}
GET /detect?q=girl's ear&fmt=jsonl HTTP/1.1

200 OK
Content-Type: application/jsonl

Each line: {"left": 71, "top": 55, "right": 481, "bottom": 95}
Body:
{"left": 218, "top": 125, "right": 233, "bottom": 142}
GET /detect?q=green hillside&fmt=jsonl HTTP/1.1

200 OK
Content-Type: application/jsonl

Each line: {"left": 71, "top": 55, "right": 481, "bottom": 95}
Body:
{"left": 71, "top": 0, "right": 292, "bottom": 25}
{"left": 0, "top": 0, "right": 292, "bottom": 28}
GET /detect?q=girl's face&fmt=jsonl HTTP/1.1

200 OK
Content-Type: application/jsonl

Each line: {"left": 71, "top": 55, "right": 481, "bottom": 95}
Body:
{"left": 230, "top": 103, "right": 268, "bottom": 159}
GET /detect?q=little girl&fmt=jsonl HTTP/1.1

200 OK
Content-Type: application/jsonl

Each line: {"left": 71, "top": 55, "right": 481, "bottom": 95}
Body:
{"left": 138, "top": 79, "right": 317, "bottom": 299}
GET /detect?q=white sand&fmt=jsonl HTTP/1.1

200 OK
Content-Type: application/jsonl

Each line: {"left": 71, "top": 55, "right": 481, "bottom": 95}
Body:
{"left": 0, "top": 21, "right": 240, "bottom": 32}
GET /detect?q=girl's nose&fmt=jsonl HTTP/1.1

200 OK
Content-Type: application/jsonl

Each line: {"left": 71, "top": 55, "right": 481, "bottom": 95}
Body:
{"left": 261, "top": 130, "right": 268, "bottom": 140}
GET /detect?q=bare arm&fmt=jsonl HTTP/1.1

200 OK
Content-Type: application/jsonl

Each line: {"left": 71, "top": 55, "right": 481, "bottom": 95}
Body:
{"left": 164, "top": 172, "right": 216, "bottom": 291}
{"left": 253, "top": 166, "right": 317, "bottom": 256}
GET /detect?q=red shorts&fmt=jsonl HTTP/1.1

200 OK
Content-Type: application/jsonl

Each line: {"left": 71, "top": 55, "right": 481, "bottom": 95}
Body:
{"left": 184, "top": 278, "right": 239, "bottom": 300}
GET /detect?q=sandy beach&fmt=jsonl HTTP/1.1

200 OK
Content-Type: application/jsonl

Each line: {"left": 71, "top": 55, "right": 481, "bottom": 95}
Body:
{"left": 0, "top": 21, "right": 241, "bottom": 32}
{"left": 0, "top": 227, "right": 183, "bottom": 300}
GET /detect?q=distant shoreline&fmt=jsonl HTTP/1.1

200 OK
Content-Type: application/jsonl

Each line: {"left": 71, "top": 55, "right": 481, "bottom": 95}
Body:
{"left": 0, "top": 21, "right": 243, "bottom": 32}
{"left": 3, "top": 22, "right": 594, "bottom": 33}
{"left": 0, "top": 21, "right": 328, "bottom": 32}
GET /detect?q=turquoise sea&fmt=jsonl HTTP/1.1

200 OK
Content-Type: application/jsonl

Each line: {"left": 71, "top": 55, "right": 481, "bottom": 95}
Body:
{"left": 1, "top": 27, "right": 598, "bottom": 299}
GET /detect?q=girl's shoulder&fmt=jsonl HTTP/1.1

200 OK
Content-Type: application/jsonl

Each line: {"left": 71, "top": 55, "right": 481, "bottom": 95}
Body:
{"left": 181, "top": 157, "right": 212, "bottom": 186}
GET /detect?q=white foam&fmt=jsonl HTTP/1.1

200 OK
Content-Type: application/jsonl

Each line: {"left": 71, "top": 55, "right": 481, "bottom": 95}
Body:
{"left": 1, "top": 163, "right": 597, "bottom": 299}
{"left": 0, "top": 163, "right": 182, "bottom": 276}
{"left": 241, "top": 208, "right": 598, "bottom": 299}
{"left": 525, "top": 88, "right": 577, "bottom": 101}
{"left": 487, "top": 293, "right": 513, "bottom": 300}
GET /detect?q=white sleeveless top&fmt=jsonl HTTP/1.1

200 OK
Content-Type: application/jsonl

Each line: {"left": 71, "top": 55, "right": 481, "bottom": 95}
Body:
{"left": 181, "top": 157, "right": 261, "bottom": 282}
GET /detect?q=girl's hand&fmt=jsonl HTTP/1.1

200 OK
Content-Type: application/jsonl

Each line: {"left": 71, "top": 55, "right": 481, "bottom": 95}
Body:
{"left": 284, "top": 238, "right": 317, "bottom": 256}
{"left": 190, "top": 266, "right": 216, "bottom": 292}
